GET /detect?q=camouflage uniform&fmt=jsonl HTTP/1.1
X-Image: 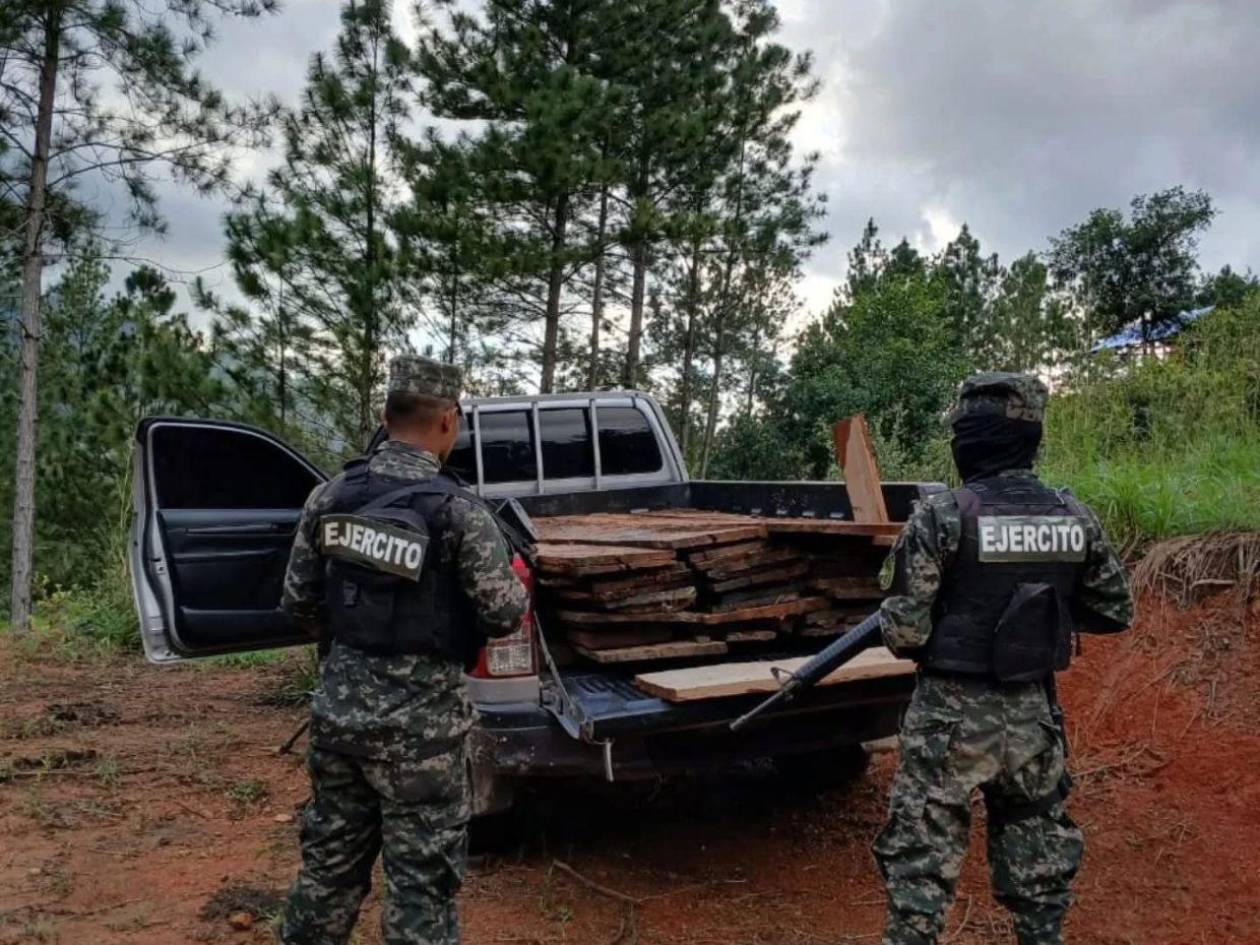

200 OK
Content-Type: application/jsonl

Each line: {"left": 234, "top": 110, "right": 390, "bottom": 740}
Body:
{"left": 874, "top": 373, "right": 1134, "bottom": 945}
{"left": 279, "top": 356, "right": 529, "bottom": 945}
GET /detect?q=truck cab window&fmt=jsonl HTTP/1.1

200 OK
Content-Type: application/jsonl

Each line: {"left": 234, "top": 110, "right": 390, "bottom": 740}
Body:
{"left": 479, "top": 411, "right": 537, "bottom": 484}
{"left": 540, "top": 408, "right": 594, "bottom": 480}
{"left": 152, "top": 425, "right": 319, "bottom": 509}
{"left": 444, "top": 412, "right": 477, "bottom": 484}
{"left": 598, "top": 406, "right": 663, "bottom": 475}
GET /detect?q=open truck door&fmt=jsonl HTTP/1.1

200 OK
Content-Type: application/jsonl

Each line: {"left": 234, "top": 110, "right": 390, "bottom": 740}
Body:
{"left": 130, "top": 418, "right": 327, "bottom": 663}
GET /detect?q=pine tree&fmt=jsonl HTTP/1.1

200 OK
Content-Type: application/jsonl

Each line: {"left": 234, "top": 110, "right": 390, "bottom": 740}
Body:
{"left": 1, "top": 0, "right": 274, "bottom": 630}
{"left": 692, "top": 0, "right": 825, "bottom": 475}
{"left": 414, "top": 0, "right": 624, "bottom": 393}
{"left": 221, "top": 0, "right": 414, "bottom": 450}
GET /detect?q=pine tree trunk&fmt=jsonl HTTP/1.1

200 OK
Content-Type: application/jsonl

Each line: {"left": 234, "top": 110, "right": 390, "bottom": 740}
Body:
{"left": 678, "top": 240, "right": 701, "bottom": 458}
{"left": 540, "top": 193, "right": 569, "bottom": 394}
{"left": 586, "top": 185, "right": 609, "bottom": 390}
{"left": 623, "top": 239, "right": 648, "bottom": 388}
{"left": 699, "top": 321, "right": 725, "bottom": 478}
{"left": 10, "top": 9, "right": 61, "bottom": 634}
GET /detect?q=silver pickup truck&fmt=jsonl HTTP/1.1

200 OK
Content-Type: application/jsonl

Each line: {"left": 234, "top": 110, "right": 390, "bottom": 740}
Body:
{"left": 130, "top": 391, "right": 931, "bottom": 813}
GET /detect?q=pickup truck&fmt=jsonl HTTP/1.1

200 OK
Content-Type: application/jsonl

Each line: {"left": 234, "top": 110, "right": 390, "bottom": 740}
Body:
{"left": 130, "top": 391, "right": 931, "bottom": 814}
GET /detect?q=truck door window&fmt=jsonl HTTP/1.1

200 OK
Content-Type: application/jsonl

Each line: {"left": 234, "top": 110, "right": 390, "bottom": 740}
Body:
{"left": 598, "top": 406, "right": 663, "bottom": 475}
{"left": 152, "top": 425, "right": 319, "bottom": 509}
{"left": 479, "top": 411, "right": 537, "bottom": 484}
{"left": 540, "top": 408, "right": 594, "bottom": 480}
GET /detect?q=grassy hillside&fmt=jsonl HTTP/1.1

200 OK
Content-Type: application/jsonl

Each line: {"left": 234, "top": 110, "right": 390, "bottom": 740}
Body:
{"left": 1041, "top": 299, "right": 1260, "bottom": 550}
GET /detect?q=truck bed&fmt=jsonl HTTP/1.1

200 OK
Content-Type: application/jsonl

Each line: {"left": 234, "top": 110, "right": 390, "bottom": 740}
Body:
{"left": 516, "top": 479, "right": 937, "bottom": 741}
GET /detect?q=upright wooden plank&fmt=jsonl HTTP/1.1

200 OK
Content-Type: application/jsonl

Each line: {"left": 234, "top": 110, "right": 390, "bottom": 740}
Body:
{"left": 634, "top": 647, "right": 914, "bottom": 702}
{"left": 831, "top": 414, "right": 890, "bottom": 525}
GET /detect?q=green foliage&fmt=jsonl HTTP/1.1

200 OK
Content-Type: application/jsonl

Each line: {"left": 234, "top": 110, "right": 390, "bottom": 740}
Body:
{"left": 215, "top": 0, "right": 415, "bottom": 452}
{"left": 1040, "top": 298, "right": 1260, "bottom": 548}
{"left": 782, "top": 261, "right": 968, "bottom": 479}
{"left": 1047, "top": 186, "right": 1216, "bottom": 347}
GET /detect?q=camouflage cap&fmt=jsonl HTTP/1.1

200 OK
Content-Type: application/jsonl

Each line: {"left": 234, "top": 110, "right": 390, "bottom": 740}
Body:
{"left": 387, "top": 354, "right": 462, "bottom": 402}
{"left": 949, "top": 372, "right": 1048, "bottom": 424}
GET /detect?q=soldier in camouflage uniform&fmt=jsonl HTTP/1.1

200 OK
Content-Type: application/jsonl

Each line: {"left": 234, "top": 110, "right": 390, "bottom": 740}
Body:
{"left": 278, "top": 355, "right": 529, "bottom": 945}
{"left": 874, "top": 373, "right": 1134, "bottom": 945}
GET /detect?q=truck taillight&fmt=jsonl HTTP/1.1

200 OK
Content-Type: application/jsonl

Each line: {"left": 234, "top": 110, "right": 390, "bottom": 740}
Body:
{"left": 470, "top": 555, "right": 537, "bottom": 679}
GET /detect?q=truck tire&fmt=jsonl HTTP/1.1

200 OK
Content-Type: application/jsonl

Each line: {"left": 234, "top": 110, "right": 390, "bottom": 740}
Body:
{"left": 772, "top": 744, "right": 871, "bottom": 791}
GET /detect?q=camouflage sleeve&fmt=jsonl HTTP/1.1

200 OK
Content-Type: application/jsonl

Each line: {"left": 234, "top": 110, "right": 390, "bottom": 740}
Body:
{"left": 444, "top": 498, "right": 529, "bottom": 639}
{"left": 280, "top": 481, "right": 331, "bottom": 638}
{"left": 877, "top": 493, "right": 961, "bottom": 657}
{"left": 1075, "top": 504, "right": 1135, "bottom": 633}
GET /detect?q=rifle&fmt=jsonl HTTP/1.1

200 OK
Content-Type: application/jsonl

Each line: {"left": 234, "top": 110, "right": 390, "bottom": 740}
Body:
{"left": 729, "top": 611, "right": 883, "bottom": 732}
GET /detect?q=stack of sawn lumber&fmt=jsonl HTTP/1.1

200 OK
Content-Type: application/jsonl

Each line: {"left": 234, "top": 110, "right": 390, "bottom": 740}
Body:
{"left": 532, "top": 509, "right": 901, "bottom": 665}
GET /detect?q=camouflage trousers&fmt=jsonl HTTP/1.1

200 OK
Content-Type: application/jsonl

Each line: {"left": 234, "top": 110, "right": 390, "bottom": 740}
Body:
{"left": 873, "top": 674, "right": 1084, "bottom": 945}
{"left": 279, "top": 741, "right": 470, "bottom": 945}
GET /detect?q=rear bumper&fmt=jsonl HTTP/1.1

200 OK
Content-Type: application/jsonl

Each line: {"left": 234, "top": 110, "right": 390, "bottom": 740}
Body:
{"left": 469, "top": 673, "right": 913, "bottom": 782}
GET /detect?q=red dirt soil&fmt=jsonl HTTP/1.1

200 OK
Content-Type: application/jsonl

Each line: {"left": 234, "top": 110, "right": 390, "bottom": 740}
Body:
{"left": 2, "top": 591, "right": 1258, "bottom": 945}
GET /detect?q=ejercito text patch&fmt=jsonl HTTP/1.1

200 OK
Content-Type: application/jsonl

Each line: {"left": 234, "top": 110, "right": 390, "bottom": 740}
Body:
{"left": 976, "top": 515, "right": 1087, "bottom": 563}
{"left": 320, "top": 514, "right": 428, "bottom": 580}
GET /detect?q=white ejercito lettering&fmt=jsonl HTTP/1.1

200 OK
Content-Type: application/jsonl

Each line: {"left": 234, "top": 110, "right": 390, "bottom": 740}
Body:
{"left": 320, "top": 514, "right": 427, "bottom": 578}
{"left": 977, "top": 515, "right": 1087, "bottom": 561}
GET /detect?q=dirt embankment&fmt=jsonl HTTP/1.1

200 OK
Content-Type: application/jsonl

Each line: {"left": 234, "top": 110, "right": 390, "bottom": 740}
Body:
{"left": 2, "top": 587, "right": 1259, "bottom": 945}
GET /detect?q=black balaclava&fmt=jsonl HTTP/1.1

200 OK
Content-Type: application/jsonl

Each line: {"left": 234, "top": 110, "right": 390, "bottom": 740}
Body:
{"left": 949, "top": 412, "right": 1042, "bottom": 483}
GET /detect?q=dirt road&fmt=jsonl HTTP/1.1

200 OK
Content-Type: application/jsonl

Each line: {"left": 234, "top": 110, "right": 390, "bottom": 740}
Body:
{"left": 3, "top": 592, "right": 1259, "bottom": 944}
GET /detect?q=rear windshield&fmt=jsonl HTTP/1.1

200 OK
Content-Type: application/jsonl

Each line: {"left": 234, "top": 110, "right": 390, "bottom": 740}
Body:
{"left": 479, "top": 411, "right": 536, "bottom": 484}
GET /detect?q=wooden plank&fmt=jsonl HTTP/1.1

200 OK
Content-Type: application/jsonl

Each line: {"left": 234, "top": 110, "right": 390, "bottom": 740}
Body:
{"left": 831, "top": 414, "right": 890, "bottom": 525}
{"left": 686, "top": 540, "right": 770, "bottom": 566}
{"left": 556, "top": 596, "right": 830, "bottom": 627}
{"left": 553, "top": 580, "right": 695, "bottom": 607}
{"left": 573, "top": 640, "right": 728, "bottom": 664}
{"left": 580, "top": 562, "right": 693, "bottom": 596}
{"left": 534, "top": 523, "right": 766, "bottom": 550}
{"left": 694, "top": 548, "right": 803, "bottom": 580}
{"left": 607, "top": 586, "right": 698, "bottom": 613}
{"left": 564, "top": 626, "right": 674, "bottom": 650}
{"left": 535, "top": 545, "right": 677, "bottom": 576}
{"left": 708, "top": 561, "right": 810, "bottom": 593}
{"left": 808, "top": 577, "right": 885, "bottom": 601}
{"left": 712, "top": 582, "right": 806, "bottom": 612}
{"left": 724, "top": 629, "right": 778, "bottom": 644}
{"left": 634, "top": 647, "right": 913, "bottom": 702}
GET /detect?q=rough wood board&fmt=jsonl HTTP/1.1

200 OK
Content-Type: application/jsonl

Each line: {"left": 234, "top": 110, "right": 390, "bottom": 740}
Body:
{"left": 535, "top": 523, "right": 766, "bottom": 550}
{"left": 708, "top": 561, "right": 811, "bottom": 593}
{"left": 580, "top": 562, "right": 693, "bottom": 595}
{"left": 608, "top": 588, "right": 699, "bottom": 614}
{"left": 556, "top": 596, "right": 830, "bottom": 627}
{"left": 831, "top": 414, "right": 890, "bottom": 525}
{"left": 686, "top": 540, "right": 770, "bottom": 566}
{"left": 695, "top": 549, "right": 803, "bottom": 580}
{"left": 724, "top": 630, "right": 778, "bottom": 643}
{"left": 536, "top": 543, "right": 676, "bottom": 567}
{"left": 712, "top": 582, "right": 806, "bottom": 612}
{"left": 573, "top": 639, "right": 728, "bottom": 664}
{"left": 634, "top": 647, "right": 914, "bottom": 702}
{"left": 553, "top": 579, "right": 695, "bottom": 606}
{"left": 564, "top": 626, "right": 674, "bottom": 650}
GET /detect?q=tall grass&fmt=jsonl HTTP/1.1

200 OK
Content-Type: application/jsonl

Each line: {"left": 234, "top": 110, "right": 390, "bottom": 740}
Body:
{"left": 1040, "top": 299, "right": 1260, "bottom": 549}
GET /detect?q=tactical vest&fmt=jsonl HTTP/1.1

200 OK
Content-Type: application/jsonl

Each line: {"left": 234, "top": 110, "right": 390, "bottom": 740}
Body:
{"left": 921, "top": 475, "right": 1091, "bottom": 682}
{"left": 319, "top": 459, "right": 485, "bottom": 668}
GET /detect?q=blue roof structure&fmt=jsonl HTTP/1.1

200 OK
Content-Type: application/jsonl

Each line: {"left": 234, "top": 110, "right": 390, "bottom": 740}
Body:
{"left": 1091, "top": 305, "right": 1214, "bottom": 353}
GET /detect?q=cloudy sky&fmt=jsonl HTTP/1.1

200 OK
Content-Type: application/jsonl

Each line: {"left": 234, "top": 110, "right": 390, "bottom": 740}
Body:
{"left": 135, "top": 0, "right": 1260, "bottom": 325}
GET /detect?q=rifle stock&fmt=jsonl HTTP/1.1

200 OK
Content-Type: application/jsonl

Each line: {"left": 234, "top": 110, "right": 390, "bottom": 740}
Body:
{"left": 729, "top": 611, "right": 883, "bottom": 732}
